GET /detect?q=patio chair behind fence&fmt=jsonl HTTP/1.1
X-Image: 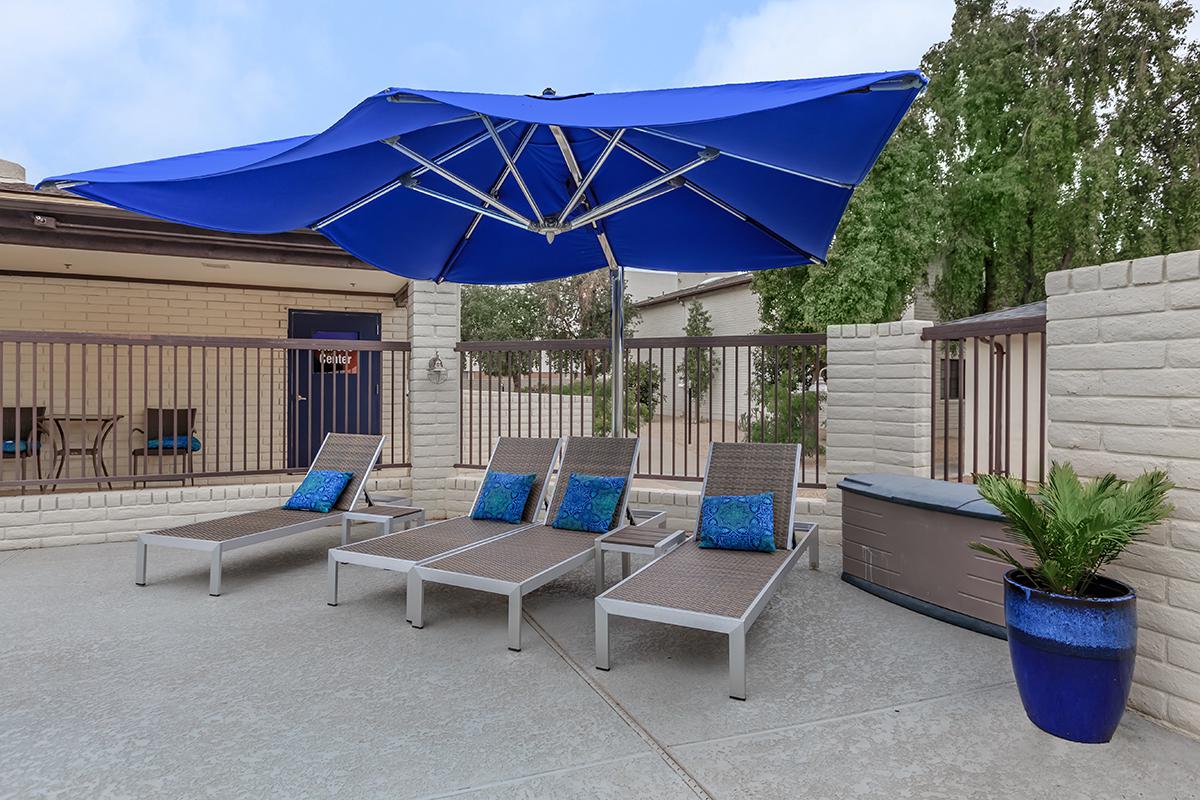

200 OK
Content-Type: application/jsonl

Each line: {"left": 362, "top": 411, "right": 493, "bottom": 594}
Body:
{"left": 455, "top": 334, "right": 826, "bottom": 487}
{"left": 0, "top": 330, "right": 411, "bottom": 494}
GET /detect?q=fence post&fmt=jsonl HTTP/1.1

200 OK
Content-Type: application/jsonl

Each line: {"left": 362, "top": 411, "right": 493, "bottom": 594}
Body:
{"left": 822, "top": 321, "right": 933, "bottom": 545}
{"left": 407, "top": 280, "right": 461, "bottom": 518}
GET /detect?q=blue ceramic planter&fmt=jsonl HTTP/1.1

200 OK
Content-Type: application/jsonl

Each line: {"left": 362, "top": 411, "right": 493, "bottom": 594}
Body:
{"left": 1004, "top": 570, "right": 1137, "bottom": 743}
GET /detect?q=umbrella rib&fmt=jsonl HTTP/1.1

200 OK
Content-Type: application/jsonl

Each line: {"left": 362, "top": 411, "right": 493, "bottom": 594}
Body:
{"left": 384, "top": 138, "right": 533, "bottom": 227}
{"left": 402, "top": 182, "right": 530, "bottom": 230}
{"left": 312, "top": 120, "right": 518, "bottom": 230}
{"left": 564, "top": 150, "right": 716, "bottom": 231}
{"left": 590, "top": 129, "right": 824, "bottom": 265}
{"left": 558, "top": 128, "right": 625, "bottom": 224}
{"left": 550, "top": 125, "right": 620, "bottom": 269}
{"left": 479, "top": 114, "right": 542, "bottom": 222}
{"left": 433, "top": 123, "right": 540, "bottom": 283}
{"left": 631, "top": 127, "right": 854, "bottom": 190}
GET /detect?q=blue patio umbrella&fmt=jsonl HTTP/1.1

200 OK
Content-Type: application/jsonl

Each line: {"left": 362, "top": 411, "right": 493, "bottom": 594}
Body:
{"left": 41, "top": 71, "right": 926, "bottom": 433}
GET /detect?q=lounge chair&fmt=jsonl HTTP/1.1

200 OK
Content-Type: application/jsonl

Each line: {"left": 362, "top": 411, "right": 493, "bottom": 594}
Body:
{"left": 595, "top": 442, "right": 819, "bottom": 700}
{"left": 409, "top": 436, "right": 641, "bottom": 652}
{"left": 134, "top": 432, "right": 385, "bottom": 596}
{"left": 326, "top": 436, "right": 563, "bottom": 610}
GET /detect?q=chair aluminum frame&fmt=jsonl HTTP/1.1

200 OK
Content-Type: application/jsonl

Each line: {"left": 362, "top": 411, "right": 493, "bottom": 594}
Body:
{"left": 594, "top": 443, "right": 819, "bottom": 700}
{"left": 409, "top": 438, "right": 641, "bottom": 652}
{"left": 326, "top": 437, "right": 563, "bottom": 611}
{"left": 134, "top": 433, "right": 385, "bottom": 597}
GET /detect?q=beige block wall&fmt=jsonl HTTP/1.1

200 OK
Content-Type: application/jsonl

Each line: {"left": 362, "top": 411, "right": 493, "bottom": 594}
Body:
{"left": 408, "top": 281, "right": 460, "bottom": 517}
{"left": 1045, "top": 251, "right": 1200, "bottom": 737}
{"left": 0, "top": 274, "right": 409, "bottom": 483}
{"left": 821, "top": 321, "right": 933, "bottom": 544}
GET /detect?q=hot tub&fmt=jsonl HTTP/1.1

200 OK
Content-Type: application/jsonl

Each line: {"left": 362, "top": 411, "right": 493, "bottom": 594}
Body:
{"left": 838, "top": 473, "right": 1011, "bottom": 638}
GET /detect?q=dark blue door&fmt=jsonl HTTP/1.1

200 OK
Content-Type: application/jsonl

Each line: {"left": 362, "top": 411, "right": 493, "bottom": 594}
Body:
{"left": 287, "top": 310, "right": 382, "bottom": 468}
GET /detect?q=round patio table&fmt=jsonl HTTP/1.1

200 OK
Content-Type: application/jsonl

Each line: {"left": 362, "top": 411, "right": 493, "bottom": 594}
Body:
{"left": 48, "top": 413, "right": 124, "bottom": 491}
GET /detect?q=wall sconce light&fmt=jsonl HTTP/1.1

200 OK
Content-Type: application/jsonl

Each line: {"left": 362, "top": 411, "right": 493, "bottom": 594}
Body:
{"left": 427, "top": 351, "right": 448, "bottom": 384}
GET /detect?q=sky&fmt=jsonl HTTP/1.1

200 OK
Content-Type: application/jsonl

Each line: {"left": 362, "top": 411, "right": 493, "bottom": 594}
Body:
{"left": 2, "top": 0, "right": 1197, "bottom": 183}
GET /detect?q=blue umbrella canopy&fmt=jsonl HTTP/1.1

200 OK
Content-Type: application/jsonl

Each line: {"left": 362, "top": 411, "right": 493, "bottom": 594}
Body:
{"left": 41, "top": 71, "right": 926, "bottom": 284}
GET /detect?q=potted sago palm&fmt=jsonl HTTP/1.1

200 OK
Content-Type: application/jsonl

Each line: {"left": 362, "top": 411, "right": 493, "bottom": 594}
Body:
{"left": 971, "top": 462, "right": 1173, "bottom": 744}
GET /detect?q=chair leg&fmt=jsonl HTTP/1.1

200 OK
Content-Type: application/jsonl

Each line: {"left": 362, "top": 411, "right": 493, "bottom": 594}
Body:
{"left": 593, "top": 541, "right": 605, "bottom": 595}
{"left": 729, "top": 625, "right": 747, "bottom": 700}
{"left": 808, "top": 530, "right": 820, "bottom": 570}
{"left": 340, "top": 517, "right": 350, "bottom": 547}
{"left": 208, "top": 547, "right": 223, "bottom": 597}
{"left": 621, "top": 552, "right": 632, "bottom": 579}
{"left": 507, "top": 589, "right": 523, "bottom": 652}
{"left": 595, "top": 603, "right": 610, "bottom": 671}
{"left": 135, "top": 539, "right": 148, "bottom": 586}
{"left": 327, "top": 552, "right": 339, "bottom": 606}
{"left": 407, "top": 572, "right": 424, "bottom": 627}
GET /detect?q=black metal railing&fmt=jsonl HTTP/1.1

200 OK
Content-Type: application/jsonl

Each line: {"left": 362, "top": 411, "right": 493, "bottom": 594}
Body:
{"left": 0, "top": 330, "right": 410, "bottom": 493}
{"left": 456, "top": 334, "right": 826, "bottom": 486}
{"left": 923, "top": 316, "right": 1047, "bottom": 485}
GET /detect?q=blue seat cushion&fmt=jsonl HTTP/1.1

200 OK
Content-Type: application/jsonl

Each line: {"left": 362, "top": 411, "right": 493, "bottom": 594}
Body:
{"left": 551, "top": 473, "right": 626, "bottom": 533}
{"left": 698, "top": 493, "right": 776, "bottom": 553}
{"left": 146, "top": 436, "right": 202, "bottom": 452}
{"left": 1, "top": 439, "right": 36, "bottom": 454}
{"left": 282, "top": 470, "right": 355, "bottom": 513}
{"left": 471, "top": 471, "right": 537, "bottom": 524}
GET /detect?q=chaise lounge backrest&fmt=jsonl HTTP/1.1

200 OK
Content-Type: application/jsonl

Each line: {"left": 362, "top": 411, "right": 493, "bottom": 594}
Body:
{"left": 698, "top": 442, "right": 801, "bottom": 550}
{"left": 308, "top": 433, "right": 386, "bottom": 512}
{"left": 546, "top": 436, "right": 640, "bottom": 533}
{"left": 479, "top": 437, "right": 563, "bottom": 522}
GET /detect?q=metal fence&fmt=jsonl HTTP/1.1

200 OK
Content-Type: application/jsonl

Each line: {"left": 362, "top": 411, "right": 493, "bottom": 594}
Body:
{"left": 456, "top": 334, "right": 826, "bottom": 486}
{"left": 0, "top": 330, "right": 410, "bottom": 493}
{"left": 922, "top": 311, "right": 1047, "bottom": 485}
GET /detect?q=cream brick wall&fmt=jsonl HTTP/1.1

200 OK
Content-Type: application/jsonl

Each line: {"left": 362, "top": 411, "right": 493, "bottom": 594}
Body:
{"left": 0, "top": 274, "right": 408, "bottom": 483}
{"left": 0, "top": 469, "right": 409, "bottom": 550}
{"left": 1045, "top": 250, "right": 1200, "bottom": 737}
{"left": 408, "top": 280, "right": 460, "bottom": 518}
{"left": 821, "top": 320, "right": 933, "bottom": 544}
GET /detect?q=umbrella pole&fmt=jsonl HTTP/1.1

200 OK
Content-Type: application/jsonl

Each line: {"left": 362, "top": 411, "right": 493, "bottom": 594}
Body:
{"left": 609, "top": 263, "right": 625, "bottom": 437}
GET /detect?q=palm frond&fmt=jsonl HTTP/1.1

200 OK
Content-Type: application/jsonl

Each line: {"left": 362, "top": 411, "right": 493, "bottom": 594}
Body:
{"left": 970, "top": 462, "right": 1173, "bottom": 596}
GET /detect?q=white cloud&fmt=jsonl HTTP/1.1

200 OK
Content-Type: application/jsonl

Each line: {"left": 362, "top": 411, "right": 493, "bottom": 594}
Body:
{"left": 687, "top": 0, "right": 1191, "bottom": 85}
{"left": 0, "top": 1, "right": 285, "bottom": 182}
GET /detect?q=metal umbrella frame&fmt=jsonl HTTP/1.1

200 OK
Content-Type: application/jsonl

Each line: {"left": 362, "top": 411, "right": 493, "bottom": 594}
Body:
{"left": 43, "top": 74, "right": 928, "bottom": 435}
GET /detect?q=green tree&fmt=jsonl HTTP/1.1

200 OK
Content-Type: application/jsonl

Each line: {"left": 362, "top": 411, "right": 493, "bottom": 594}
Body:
{"left": 752, "top": 0, "right": 1200, "bottom": 330}
{"left": 459, "top": 269, "right": 641, "bottom": 381}
{"left": 682, "top": 300, "right": 720, "bottom": 414}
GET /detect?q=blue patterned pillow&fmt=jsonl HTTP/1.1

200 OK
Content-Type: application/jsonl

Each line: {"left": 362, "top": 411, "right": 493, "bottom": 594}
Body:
{"left": 551, "top": 473, "right": 626, "bottom": 533}
{"left": 146, "top": 436, "right": 202, "bottom": 452}
{"left": 471, "top": 471, "right": 537, "bottom": 523}
{"left": 283, "top": 470, "right": 354, "bottom": 513}
{"left": 698, "top": 493, "right": 776, "bottom": 553}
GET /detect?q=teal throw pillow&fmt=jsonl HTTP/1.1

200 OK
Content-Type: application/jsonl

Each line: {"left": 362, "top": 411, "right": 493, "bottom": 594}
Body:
{"left": 471, "top": 471, "right": 537, "bottom": 523}
{"left": 698, "top": 493, "right": 776, "bottom": 552}
{"left": 552, "top": 473, "right": 626, "bottom": 533}
{"left": 283, "top": 470, "right": 354, "bottom": 513}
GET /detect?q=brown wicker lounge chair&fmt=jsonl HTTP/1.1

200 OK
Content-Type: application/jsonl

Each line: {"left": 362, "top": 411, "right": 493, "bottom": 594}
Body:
{"left": 595, "top": 442, "right": 819, "bottom": 700}
{"left": 409, "top": 436, "right": 640, "bottom": 651}
{"left": 134, "top": 433, "right": 385, "bottom": 596}
{"left": 326, "top": 436, "right": 563, "bottom": 612}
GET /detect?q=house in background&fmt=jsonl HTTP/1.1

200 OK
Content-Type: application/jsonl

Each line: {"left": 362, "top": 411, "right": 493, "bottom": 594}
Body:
{"left": 0, "top": 158, "right": 413, "bottom": 494}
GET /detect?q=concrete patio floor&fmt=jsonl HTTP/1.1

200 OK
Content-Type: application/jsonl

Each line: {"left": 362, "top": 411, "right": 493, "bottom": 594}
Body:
{"left": 2, "top": 526, "right": 1198, "bottom": 799}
